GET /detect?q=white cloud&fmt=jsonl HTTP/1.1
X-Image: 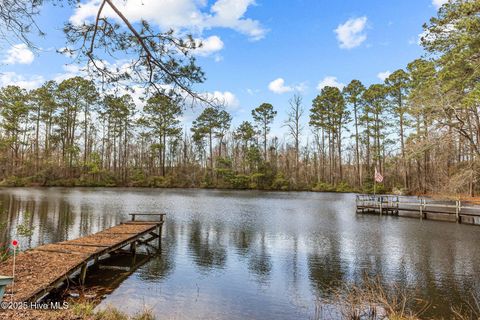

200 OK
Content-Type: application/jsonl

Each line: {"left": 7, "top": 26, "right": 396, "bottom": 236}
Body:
{"left": 377, "top": 71, "right": 391, "bottom": 81}
{"left": 432, "top": 0, "right": 448, "bottom": 8}
{"left": 194, "top": 35, "right": 224, "bottom": 56}
{"left": 53, "top": 59, "right": 138, "bottom": 83}
{"left": 316, "top": 76, "right": 344, "bottom": 91}
{"left": 70, "top": 0, "right": 267, "bottom": 41}
{"left": 53, "top": 64, "right": 87, "bottom": 82}
{"left": 202, "top": 90, "right": 239, "bottom": 109}
{"left": 418, "top": 23, "right": 455, "bottom": 47}
{"left": 207, "top": 0, "right": 266, "bottom": 40}
{"left": 268, "top": 78, "right": 293, "bottom": 94}
{"left": 111, "top": 85, "right": 147, "bottom": 108}
{"left": 58, "top": 47, "right": 76, "bottom": 58}
{"left": 0, "top": 72, "right": 44, "bottom": 90}
{"left": 268, "top": 78, "right": 306, "bottom": 94}
{"left": 334, "top": 16, "right": 368, "bottom": 49}
{"left": 3, "top": 44, "right": 34, "bottom": 64}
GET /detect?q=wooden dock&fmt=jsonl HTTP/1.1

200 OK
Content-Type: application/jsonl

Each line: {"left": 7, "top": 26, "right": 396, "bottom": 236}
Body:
{"left": 356, "top": 195, "right": 480, "bottom": 224}
{"left": 0, "top": 213, "right": 165, "bottom": 302}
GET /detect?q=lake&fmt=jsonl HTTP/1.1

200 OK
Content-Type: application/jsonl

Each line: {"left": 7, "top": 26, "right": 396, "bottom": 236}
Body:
{"left": 0, "top": 187, "right": 479, "bottom": 319}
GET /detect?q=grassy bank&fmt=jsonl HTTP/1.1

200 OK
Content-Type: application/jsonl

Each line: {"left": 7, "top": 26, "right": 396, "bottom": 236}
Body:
{"left": 0, "top": 302, "right": 155, "bottom": 320}
{"left": 3, "top": 175, "right": 480, "bottom": 205}
{"left": 1, "top": 278, "right": 479, "bottom": 320}
{"left": 0, "top": 173, "right": 387, "bottom": 194}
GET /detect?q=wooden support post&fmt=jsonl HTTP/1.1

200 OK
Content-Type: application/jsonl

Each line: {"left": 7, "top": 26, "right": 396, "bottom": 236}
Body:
{"left": 423, "top": 199, "right": 427, "bottom": 219}
{"left": 355, "top": 196, "right": 359, "bottom": 214}
{"left": 459, "top": 201, "right": 462, "bottom": 223}
{"left": 456, "top": 200, "right": 461, "bottom": 223}
{"left": 419, "top": 199, "right": 423, "bottom": 220}
{"left": 396, "top": 196, "right": 399, "bottom": 215}
{"left": 130, "top": 241, "right": 136, "bottom": 254}
{"left": 455, "top": 200, "right": 459, "bottom": 223}
{"left": 131, "top": 253, "right": 137, "bottom": 271}
{"left": 157, "top": 224, "right": 162, "bottom": 250}
{"left": 158, "top": 214, "right": 165, "bottom": 250}
{"left": 379, "top": 196, "right": 383, "bottom": 216}
{"left": 80, "top": 263, "right": 87, "bottom": 285}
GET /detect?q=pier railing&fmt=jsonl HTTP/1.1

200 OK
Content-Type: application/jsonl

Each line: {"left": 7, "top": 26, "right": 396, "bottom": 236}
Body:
{"left": 355, "top": 194, "right": 480, "bottom": 224}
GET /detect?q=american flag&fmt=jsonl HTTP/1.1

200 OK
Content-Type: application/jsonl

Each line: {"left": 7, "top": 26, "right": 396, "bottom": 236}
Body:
{"left": 374, "top": 167, "right": 383, "bottom": 183}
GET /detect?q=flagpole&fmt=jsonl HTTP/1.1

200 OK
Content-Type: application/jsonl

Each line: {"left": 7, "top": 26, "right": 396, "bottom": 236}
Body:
{"left": 11, "top": 241, "right": 17, "bottom": 303}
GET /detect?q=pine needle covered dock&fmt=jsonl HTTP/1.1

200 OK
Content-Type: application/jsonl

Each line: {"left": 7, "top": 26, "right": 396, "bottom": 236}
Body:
{"left": 0, "top": 213, "right": 165, "bottom": 303}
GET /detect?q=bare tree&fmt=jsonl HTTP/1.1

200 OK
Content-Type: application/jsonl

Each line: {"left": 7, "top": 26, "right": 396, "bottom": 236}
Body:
{"left": 284, "top": 93, "right": 304, "bottom": 183}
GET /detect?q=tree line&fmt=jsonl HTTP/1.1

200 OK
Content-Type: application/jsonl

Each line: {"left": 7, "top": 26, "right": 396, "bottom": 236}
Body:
{"left": 0, "top": 1, "right": 478, "bottom": 196}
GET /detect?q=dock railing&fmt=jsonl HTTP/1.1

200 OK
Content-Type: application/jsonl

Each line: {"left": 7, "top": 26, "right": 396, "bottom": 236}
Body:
{"left": 355, "top": 194, "right": 399, "bottom": 215}
{"left": 128, "top": 213, "right": 166, "bottom": 250}
{"left": 356, "top": 194, "right": 480, "bottom": 224}
{"left": 129, "top": 213, "right": 166, "bottom": 223}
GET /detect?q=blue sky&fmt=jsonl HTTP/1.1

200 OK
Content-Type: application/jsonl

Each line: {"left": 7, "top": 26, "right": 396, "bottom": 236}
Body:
{"left": 0, "top": 0, "right": 446, "bottom": 138}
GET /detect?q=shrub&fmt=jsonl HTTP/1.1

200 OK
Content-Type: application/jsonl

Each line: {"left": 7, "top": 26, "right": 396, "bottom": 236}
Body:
{"left": 271, "top": 173, "right": 290, "bottom": 191}
{"left": 0, "top": 242, "right": 11, "bottom": 262}
{"left": 146, "top": 176, "right": 170, "bottom": 188}
{"left": 312, "top": 182, "right": 336, "bottom": 192}
{"left": 0, "top": 176, "right": 27, "bottom": 187}
{"left": 229, "top": 174, "right": 250, "bottom": 189}
{"left": 335, "top": 181, "right": 354, "bottom": 193}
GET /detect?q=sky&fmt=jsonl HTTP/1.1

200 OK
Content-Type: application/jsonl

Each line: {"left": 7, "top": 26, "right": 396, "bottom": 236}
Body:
{"left": 0, "top": 0, "right": 447, "bottom": 139}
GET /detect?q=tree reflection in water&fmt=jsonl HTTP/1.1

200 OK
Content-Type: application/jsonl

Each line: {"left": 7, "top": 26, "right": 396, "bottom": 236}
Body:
{"left": 188, "top": 219, "right": 227, "bottom": 270}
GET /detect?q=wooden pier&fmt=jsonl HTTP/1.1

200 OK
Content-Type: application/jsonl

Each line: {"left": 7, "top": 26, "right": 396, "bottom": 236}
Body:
{"left": 356, "top": 195, "right": 480, "bottom": 224}
{"left": 0, "top": 213, "right": 165, "bottom": 302}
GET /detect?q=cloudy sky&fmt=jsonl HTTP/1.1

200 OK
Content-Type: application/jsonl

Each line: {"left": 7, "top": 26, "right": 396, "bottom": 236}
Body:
{"left": 0, "top": 0, "right": 447, "bottom": 137}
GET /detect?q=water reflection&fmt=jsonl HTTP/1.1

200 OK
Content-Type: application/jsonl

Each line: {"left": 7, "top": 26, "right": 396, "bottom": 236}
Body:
{"left": 188, "top": 219, "right": 227, "bottom": 271}
{"left": 0, "top": 188, "right": 479, "bottom": 318}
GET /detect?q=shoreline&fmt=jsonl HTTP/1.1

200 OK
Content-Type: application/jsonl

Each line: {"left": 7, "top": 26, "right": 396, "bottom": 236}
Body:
{"left": 0, "top": 184, "right": 479, "bottom": 203}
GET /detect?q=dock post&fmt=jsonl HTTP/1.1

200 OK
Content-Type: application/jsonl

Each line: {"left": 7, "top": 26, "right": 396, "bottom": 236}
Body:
{"left": 130, "top": 241, "right": 136, "bottom": 254}
{"left": 455, "top": 200, "right": 459, "bottom": 223}
{"left": 423, "top": 199, "right": 426, "bottom": 219}
{"left": 379, "top": 196, "right": 383, "bottom": 216}
{"left": 131, "top": 253, "right": 137, "bottom": 270}
{"left": 80, "top": 263, "right": 87, "bottom": 285}
{"left": 456, "top": 200, "right": 461, "bottom": 223}
{"left": 396, "top": 196, "right": 399, "bottom": 215}
{"left": 157, "top": 214, "right": 164, "bottom": 250}
{"left": 419, "top": 199, "right": 423, "bottom": 220}
{"left": 459, "top": 201, "right": 462, "bottom": 223}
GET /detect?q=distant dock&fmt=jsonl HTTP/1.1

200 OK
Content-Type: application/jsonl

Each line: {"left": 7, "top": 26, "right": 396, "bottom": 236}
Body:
{"left": 356, "top": 195, "right": 480, "bottom": 225}
{"left": 0, "top": 213, "right": 165, "bottom": 302}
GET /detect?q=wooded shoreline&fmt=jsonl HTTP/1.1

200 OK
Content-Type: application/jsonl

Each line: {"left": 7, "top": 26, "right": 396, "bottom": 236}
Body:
{"left": 1, "top": 183, "right": 479, "bottom": 204}
{"left": 0, "top": 0, "right": 478, "bottom": 211}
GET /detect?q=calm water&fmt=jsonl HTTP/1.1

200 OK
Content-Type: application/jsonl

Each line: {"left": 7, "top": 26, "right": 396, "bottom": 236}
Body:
{"left": 0, "top": 187, "right": 479, "bottom": 319}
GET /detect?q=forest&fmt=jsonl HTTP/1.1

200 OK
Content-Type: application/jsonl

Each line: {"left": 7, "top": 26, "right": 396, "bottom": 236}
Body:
{"left": 0, "top": 1, "right": 478, "bottom": 196}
